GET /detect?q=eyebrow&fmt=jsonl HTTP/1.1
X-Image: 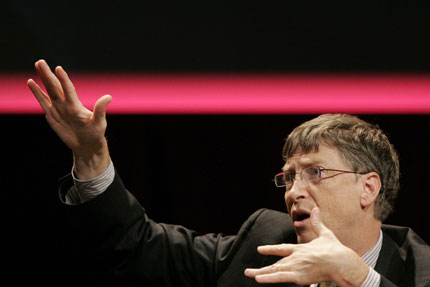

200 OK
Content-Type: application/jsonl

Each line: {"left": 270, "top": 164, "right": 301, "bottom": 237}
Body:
{"left": 282, "top": 160, "right": 324, "bottom": 172}
{"left": 281, "top": 165, "right": 294, "bottom": 173}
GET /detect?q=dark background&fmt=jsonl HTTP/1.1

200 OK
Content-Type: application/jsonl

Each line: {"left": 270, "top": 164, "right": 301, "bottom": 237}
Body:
{"left": 2, "top": 1, "right": 430, "bottom": 286}
{"left": 3, "top": 1, "right": 430, "bottom": 72}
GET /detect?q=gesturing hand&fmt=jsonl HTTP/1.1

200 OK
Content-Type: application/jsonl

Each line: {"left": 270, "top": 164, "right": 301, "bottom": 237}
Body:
{"left": 27, "top": 60, "right": 112, "bottom": 179}
{"left": 244, "top": 207, "right": 369, "bottom": 286}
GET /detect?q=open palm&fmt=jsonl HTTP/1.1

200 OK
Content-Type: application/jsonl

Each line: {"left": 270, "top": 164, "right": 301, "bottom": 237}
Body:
{"left": 28, "top": 60, "right": 112, "bottom": 178}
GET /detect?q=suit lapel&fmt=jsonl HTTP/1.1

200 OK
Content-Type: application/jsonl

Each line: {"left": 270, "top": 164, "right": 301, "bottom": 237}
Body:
{"left": 374, "top": 229, "right": 406, "bottom": 284}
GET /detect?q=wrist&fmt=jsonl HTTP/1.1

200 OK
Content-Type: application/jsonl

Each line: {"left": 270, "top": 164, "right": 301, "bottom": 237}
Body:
{"left": 73, "top": 139, "right": 110, "bottom": 180}
{"left": 335, "top": 250, "right": 369, "bottom": 287}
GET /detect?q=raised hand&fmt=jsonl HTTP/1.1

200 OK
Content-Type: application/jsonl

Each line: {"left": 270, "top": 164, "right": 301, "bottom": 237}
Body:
{"left": 27, "top": 60, "right": 112, "bottom": 179}
{"left": 244, "top": 207, "right": 369, "bottom": 286}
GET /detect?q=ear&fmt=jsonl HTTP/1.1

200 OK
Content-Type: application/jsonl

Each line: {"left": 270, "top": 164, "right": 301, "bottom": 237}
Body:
{"left": 360, "top": 172, "right": 382, "bottom": 209}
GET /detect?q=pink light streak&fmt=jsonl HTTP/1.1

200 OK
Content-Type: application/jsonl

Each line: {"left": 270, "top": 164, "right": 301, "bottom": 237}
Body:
{"left": 2, "top": 73, "right": 430, "bottom": 114}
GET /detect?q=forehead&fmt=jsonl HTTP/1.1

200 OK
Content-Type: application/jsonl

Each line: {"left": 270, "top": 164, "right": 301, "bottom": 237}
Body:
{"left": 282, "top": 143, "right": 346, "bottom": 171}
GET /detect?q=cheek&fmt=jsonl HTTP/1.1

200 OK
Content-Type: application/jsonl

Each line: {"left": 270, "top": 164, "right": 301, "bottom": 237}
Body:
{"left": 314, "top": 182, "right": 361, "bottom": 217}
{"left": 285, "top": 192, "right": 293, "bottom": 212}
{"left": 321, "top": 193, "right": 362, "bottom": 228}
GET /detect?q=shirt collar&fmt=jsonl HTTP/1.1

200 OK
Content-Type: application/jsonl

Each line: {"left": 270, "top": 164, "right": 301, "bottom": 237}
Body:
{"left": 361, "top": 229, "right": 383, "bottom": 268}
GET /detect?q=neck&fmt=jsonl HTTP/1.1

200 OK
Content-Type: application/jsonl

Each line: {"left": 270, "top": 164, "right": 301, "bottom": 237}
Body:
{"left": 346, "top": 219, "right": 381, "bottom": 256}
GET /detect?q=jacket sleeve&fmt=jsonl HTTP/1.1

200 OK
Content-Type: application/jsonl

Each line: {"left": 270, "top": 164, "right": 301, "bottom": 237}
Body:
{"left": 60, "top": 171, "right": 265, "bottom": 287}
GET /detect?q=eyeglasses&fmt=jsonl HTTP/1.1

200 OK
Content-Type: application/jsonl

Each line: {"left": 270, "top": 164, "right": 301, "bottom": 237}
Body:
{"left": 273, "top": 166, "right": 367, "bottom": 189}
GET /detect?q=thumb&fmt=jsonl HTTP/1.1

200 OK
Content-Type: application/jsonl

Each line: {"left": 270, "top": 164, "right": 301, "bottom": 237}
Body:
{"left": 310, "top": 207, "right": 328, "bottom": 237}
{"left": 93, "top": 95, "right": 112, "bottom": 125}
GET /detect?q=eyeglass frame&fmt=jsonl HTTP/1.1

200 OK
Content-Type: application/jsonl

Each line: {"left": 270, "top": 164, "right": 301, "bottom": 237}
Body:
{"left": 273, "top": 166, "right": 368, "bottom": 189}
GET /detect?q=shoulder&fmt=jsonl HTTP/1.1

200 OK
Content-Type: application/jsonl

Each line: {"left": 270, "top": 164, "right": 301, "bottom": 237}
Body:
{"left": 380, "top": 224, "right": 430, "bottom": 285}
{"left": 249, "top": 208, "right": 292, "bottom": 225}
{"left": 381, "top": 224, "right": 429, "bottom": 251}
{"left": 216, "top": 209, "right": 296, "bottom": 285}
{"left": 381, "top": 224, "right": 430, "bottom": 263}
{"left": 239, "top": 209, "right": 296, "bottom": 245}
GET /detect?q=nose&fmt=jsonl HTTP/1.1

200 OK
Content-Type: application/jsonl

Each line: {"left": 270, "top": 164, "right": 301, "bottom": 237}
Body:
{"left": 284, "top": 175, "right": 309, "bottom": 204}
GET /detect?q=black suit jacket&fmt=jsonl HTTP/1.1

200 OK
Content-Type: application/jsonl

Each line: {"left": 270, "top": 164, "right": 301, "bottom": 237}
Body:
{"left": 61, "top": 172, "right": 430, "bottom": 287}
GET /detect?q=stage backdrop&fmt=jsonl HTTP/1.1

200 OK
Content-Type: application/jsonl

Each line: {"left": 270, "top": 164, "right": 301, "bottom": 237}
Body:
{"left": 3, "top": 1, "right": 430, "bottom": 286}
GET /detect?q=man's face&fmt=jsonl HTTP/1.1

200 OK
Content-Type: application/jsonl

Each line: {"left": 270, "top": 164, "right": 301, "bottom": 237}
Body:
{"left": 283, "top": 143, "right": 364, "bottom": 244}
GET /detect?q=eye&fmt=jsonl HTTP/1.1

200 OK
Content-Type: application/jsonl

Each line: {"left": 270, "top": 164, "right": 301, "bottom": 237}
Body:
{"left": 284, "top": 172, "right": 295, "bottom": 183}
{"left": 309, "top": 166, "right": 320, "bottom": 175}
{"left": 303, "top": 166, "right": 321, "bottom": 181}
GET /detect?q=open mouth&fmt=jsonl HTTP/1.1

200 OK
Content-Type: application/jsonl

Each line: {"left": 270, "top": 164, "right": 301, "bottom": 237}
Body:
{"left": 296, "top": 213, "right": 310, "bottom": 221}
{"left": 292, "top": 209, "right": 311, "bottom": 223}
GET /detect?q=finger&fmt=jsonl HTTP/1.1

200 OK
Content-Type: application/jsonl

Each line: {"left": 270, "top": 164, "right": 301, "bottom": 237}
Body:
{"left": 244, "top": 261, "right": 285, "bottom": 278}
{"left": 27, "top": 79, "right": 51, "bottom": 113}
{"left": 93, "top": 95, "right": 112, "bottom": 126}
{"left": 244, "top": 266, "right": 273, "bottom": 278}
{"left": 35, "top": 59, "right": 65, "bottom": 102}
{"left": 257, "top": 243, "right": 295, "bottom": 257}
{"left": 310, "top": 207, "right": 331, "bottom": 237}
{"left": 254, "top": 271, "right": 296, "bottom": 284}
{"left": 244, "top": 268, "right": 260, "bottom": 278}
{"left": 55, "top": 66, "right": 79, "bottom": 103}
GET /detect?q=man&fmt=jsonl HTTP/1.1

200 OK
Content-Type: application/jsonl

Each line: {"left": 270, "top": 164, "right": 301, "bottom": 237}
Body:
{"left": 28, "top": 59, "right": 430, "bottom": 286}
